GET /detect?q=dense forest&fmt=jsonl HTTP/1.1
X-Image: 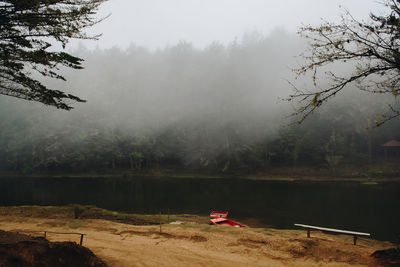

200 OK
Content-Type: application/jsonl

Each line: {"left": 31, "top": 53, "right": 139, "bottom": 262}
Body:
{"left": 1, "top": 30, "right": 399, "bottom": 176}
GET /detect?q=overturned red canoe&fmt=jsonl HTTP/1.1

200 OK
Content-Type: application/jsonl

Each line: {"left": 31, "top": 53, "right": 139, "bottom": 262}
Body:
{"left": 210, "top": 217, "right": 246, "bottom": 227}
{"left": 209, "top": 211, "right": 246, "bottom": 227}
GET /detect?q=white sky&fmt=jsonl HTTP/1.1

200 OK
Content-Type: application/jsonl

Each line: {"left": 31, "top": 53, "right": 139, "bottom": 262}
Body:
{"left": 74, "top": 0, "right": 386, "bottom": 50}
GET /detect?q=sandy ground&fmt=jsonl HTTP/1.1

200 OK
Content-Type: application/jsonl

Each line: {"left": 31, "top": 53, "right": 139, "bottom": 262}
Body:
{"left": 0, "top": 215, "right": 394, "bottom": 267}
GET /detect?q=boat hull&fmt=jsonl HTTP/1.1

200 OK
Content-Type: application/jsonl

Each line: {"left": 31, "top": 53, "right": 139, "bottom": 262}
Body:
{"left": 210, "top": 217, "right": 246, "bottom": 227}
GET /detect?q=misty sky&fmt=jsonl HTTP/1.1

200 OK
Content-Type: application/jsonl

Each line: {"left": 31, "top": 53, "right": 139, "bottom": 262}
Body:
{"left": 75, "top": 0, "right": 385, "bottom": 50}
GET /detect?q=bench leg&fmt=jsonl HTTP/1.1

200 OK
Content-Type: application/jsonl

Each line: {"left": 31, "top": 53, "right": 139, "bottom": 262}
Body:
{"left": 353, "top": 235, "right": 357, "bottom": 245}
{"left": 307, "top": 229, "right": 310, "bottom": 238}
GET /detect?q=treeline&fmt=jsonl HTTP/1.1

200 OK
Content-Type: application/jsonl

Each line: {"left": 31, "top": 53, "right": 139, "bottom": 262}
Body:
{"left": 1, "top": 96, "right": 399, "bottom": 175}
{"left": 0, "top": 30, "right": 399, "bottom": 175}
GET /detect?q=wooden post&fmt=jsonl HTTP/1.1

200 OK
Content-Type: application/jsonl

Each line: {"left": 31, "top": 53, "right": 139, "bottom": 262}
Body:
{"left": 353, "top": 235, "right": 357, "bottom": 245}
{"left": 44, "top": 231, "right": 47, "bottom": 238}
{"left": 80, "top": 234, "right": 84, "bottom": 246}
{"left": 307, "top": 229, "right": 310, "bottom": 238}
{"left": 159, "top": 212, "right": 162, "bottom": 233}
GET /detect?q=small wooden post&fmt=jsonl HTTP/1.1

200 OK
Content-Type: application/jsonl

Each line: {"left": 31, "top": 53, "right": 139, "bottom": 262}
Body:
{"left": 307, "top": 229, "right": 310, "bottom": 238}
{"left": 159, "top": 212, "right": 162, "bottom": 233}
{"left": 353, "top": 235, "right": 357, "bottom": 245}
{"left": 80, "top": 234, "right": 84, "bottom": 246}
{"left": 44, "top": 231, "right": 47, "bottom": 238}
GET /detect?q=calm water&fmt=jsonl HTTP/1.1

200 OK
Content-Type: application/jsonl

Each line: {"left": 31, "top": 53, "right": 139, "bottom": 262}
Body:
{"left": 0, "top": 177, "right": 399, "bottom": 242}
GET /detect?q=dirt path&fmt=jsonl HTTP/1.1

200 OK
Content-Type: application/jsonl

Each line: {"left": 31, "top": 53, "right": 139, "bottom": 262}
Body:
{"left": 0, "top": 216, "right": 393, "bottom": 266}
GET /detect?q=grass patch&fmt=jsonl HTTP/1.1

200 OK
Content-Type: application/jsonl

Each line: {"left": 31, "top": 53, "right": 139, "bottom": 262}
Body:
{"left": 362, "top": 182, "right": 379, "bottom": 185}
{"left": 0, "top": 205, "right": 209, "bottom": 226}
{"left": 249, "top": 227, "right": 276, "bottom": 234}
{"left": 68, "top": 219, "right": 86, "bottom": 229}
{"left": 198, "top": 224, "right": 245, "bottom": 234}
{"left": 245, "top": 176, "right": 296, "bottom": 181}
{"left": 169, "top": 174, "right": 222, "bottom": 179}
{"left": 199, "top": 224, "right": 213, "bottom": 232}
{"left": 7, "top": 169, "right": 400, "bottom": 183}
{"left": 0, "top": 205, "right": 73, "bottom": 218}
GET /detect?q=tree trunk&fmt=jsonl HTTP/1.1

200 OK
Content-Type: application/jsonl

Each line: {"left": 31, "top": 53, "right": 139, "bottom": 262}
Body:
{"left": 367, "top": 119, "right": 372, "bottom": 164}
{"left": 129, "top": 155, "right": 134, "bottom": 169}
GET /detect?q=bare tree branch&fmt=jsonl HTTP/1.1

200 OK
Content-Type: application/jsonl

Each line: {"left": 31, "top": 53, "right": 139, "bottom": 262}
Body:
{"left": 290, "top": 0, "right": 400, "bottom": 125}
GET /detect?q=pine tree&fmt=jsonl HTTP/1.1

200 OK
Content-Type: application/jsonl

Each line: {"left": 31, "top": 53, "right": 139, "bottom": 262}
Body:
{"left": 0, "top": 0, "right": 107, "bottom": 109}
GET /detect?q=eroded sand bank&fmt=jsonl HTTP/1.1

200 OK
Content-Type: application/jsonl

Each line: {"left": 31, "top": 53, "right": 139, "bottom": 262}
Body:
{"left": 0, "top": 215, "right": 394, "bottom": 266}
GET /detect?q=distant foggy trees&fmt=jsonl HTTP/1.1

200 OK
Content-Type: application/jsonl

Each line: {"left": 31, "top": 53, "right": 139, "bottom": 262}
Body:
{"left": 1, "top": 97, "right": 399, "bottom": 174}
{"left": 0, "top": 31, "right": 399, "bottom": 175}
{"left": 291, "top": 0, "right": 400, "bottom": 126}
{"left": 0, "top": 0, "right": 107, "bottom": 110}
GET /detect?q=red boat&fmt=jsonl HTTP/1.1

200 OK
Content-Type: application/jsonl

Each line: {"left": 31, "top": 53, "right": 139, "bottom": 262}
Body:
{"left": 209, "top": 211, "right": 246, "bottom": 227}
{"left": 210, "top": 211, "right": 228, "bottom": 218}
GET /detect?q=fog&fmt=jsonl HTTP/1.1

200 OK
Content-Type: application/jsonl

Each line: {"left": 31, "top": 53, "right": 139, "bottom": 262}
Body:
{"left": 68, "top": 30, "right": 298, "bottom": 130}
{"left": 78, "top": 0, "right": 384, "bottom": 50}
{"left": 1, "top": 1, "right": 399, "bottom": 173}
{"left": 2, "top": 27, "right": 399, "bottom": 173}
{"left": 1, "top": 30, "right": 303, "bottom": 151}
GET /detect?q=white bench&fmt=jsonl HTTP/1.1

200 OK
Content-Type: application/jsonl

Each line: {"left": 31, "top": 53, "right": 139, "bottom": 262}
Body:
{"left": 294, "top": 224, "right": 370, "bottom": 245}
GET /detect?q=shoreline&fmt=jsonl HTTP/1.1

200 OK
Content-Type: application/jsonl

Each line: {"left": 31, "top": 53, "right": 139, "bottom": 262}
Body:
{"left": 1, "top": 173, "right": 400, "bottom": 183}
{"left": 0, "top": 205, "right": 397, "bottom": 266}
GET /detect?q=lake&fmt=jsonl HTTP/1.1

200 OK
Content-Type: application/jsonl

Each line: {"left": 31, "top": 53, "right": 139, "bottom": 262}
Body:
{"left": 0, "top": 176, "right": 399, "bottom": 242}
